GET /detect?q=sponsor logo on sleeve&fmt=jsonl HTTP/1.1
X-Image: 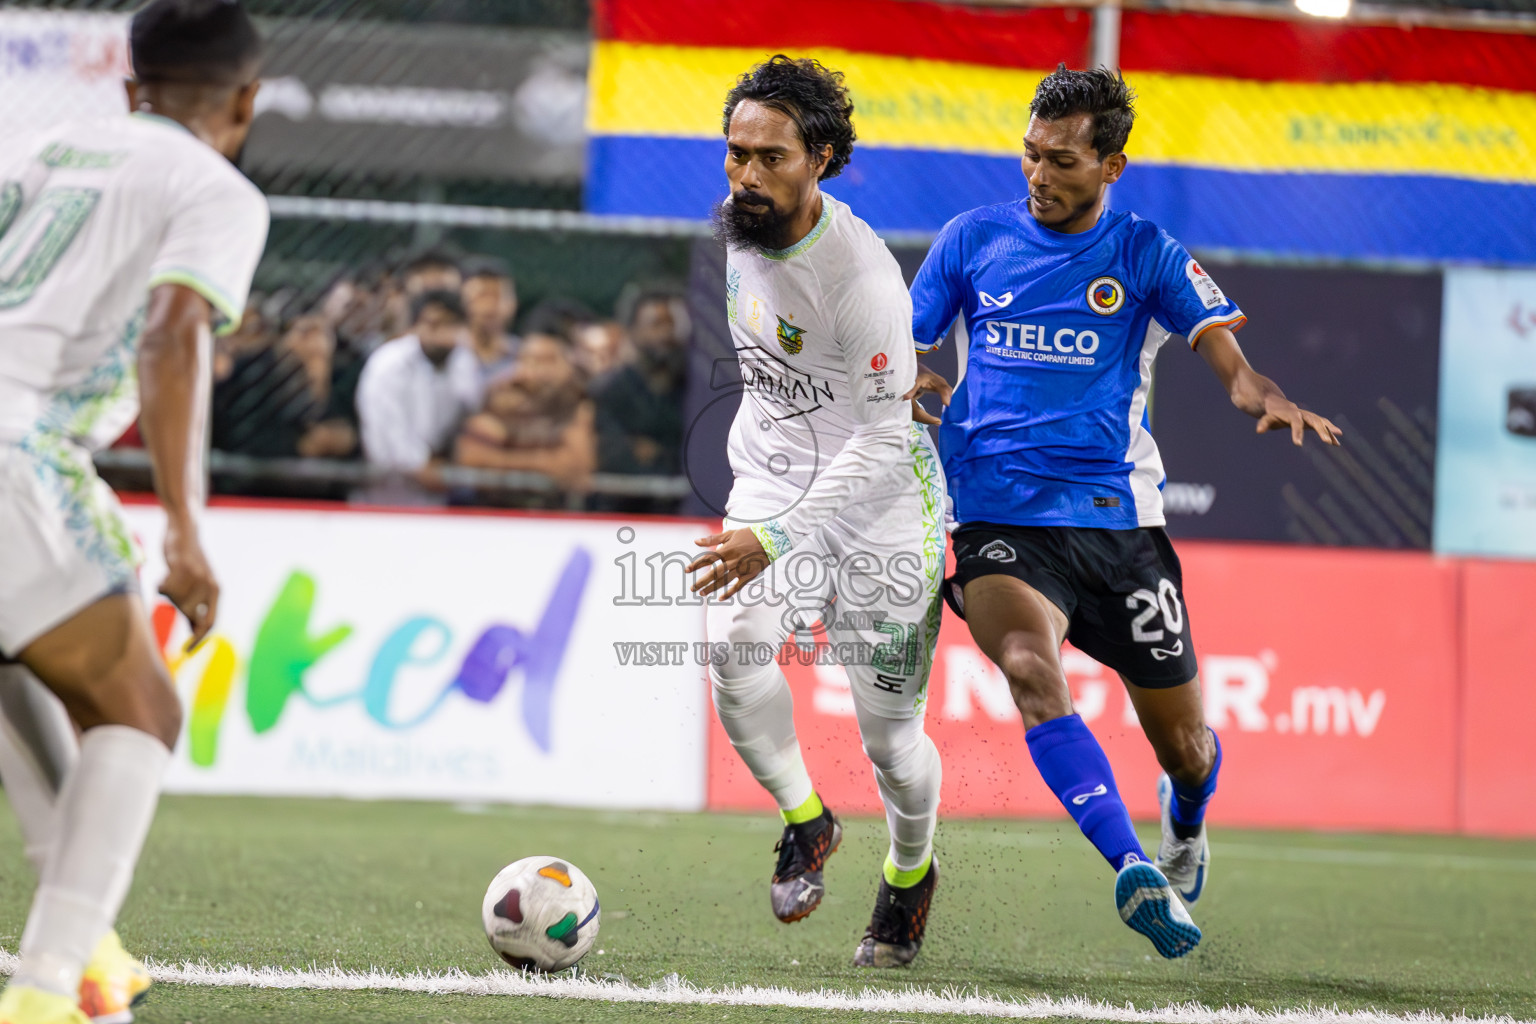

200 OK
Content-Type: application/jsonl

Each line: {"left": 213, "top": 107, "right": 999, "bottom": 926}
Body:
{"left": 871, "top": 352, "right": 888, "bottom": 371}
{"left": 1186, "top": 259, "right": 1226, "bottom": 310}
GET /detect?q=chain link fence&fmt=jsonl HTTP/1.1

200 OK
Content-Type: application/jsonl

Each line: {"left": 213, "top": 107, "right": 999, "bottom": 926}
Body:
{"left": 3, "top": 0, "right": 704, "bottom": 512}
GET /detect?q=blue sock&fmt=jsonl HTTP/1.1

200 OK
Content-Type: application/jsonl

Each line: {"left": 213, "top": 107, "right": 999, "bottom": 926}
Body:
{"left": 1169, "top": 728, "right": 1222, "bottom": 831}
{"left": 1025, "top": 713, "right": 1146, "bottom": 871}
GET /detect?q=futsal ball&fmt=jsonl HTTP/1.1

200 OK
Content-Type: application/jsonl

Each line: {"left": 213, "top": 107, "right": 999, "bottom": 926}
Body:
{"left": 481, "top": 856, "right": 601, "bottom": 972}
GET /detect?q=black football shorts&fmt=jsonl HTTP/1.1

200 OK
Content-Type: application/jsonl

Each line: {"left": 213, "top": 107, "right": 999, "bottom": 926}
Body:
{"left": 944, "top": 522, "right": 1199, "bottom": 688}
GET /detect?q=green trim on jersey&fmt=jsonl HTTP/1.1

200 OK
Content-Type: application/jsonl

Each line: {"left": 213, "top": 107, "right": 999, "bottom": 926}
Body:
{"left": 35, "top": 307, "right": 144, "bottom": 447}
{"left": 907, "top": 422, "right": 947, "bottom": 716}
{"left": 129, "top": 111, "right": 192, "bottom": 135}
{"left": 750, "top": 519, "right": 794, "bottom": 562}
{"left": 759, "top": 194, "right": 834, "bottom": 262}
{"left": 17, "top": 433, "right": 139, "bottom": 589}
{"left": 148, "top": 268, "right": 243, "bottom": 336}
{"left": 0, "top": 182, "right": 20, "bottom": 237}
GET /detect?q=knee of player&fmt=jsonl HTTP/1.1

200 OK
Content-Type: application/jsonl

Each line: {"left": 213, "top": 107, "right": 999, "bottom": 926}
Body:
{"left": 1156, "top": 722, "right": 1215, "bottom": 781}
{"left": 859, "top": 728, "right": 917, "bottom": 773}
{"left": 147, "top": 679, "right": 184, "bottom": 749}
{"left": 87, "top": 660, "right": 182, "bottom": 749}
{"left": 861, "top": 728, "right": 937, "bottom": 788}
{"left": 708, "top": 661, "right": 780, "bottom": 712}
{"left": 996, "top": 642, "right": 1064, "bottom": 703}
{"left": 126, "top": 663, "right": 182, "bottom": 749}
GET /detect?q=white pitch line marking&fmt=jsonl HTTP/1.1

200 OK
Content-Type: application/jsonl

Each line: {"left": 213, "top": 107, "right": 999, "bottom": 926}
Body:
{"left": 1, "top": 951, "right": 1529, "bottom": 1023}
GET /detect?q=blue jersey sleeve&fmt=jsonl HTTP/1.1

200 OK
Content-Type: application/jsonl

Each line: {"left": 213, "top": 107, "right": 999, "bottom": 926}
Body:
{"left": 1144, "top": 229, "right": 1246, "bottom": 349}
{"left": 910, "top": 214, "right": 969, "bottom": 354}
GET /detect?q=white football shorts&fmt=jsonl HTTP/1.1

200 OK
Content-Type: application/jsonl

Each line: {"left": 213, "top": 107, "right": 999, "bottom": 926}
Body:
{"left": 0, "top": 438, "right": 140, "bottom": 658}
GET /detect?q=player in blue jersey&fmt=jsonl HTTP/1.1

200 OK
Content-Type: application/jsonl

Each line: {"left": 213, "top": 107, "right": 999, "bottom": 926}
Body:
{"left": 906, "top": 66, "right": 1341, "bottom": 959}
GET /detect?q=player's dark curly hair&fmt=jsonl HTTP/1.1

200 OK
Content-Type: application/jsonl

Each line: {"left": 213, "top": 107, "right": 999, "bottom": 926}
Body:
{"left": 1029, "top": 64, "right": 1136, "bottom": 160}
{"left": 722, "top": 55, "right": 856, "bottom": 180}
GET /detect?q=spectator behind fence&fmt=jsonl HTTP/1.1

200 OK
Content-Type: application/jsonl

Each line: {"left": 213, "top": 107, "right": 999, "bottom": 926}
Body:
{"left": 213, "top": 292, "right": 270, "bottom": 382}
{"left": 454, "top": 332, "right": 595, "bottom": 491}
{"left": 357, "top": 289, "right": 483, "bottom": 481}
{"left": 593, "top": 291, "right": 690, "bottom": 477}
{"left": 461, "top": 257, "right": 519, "bottom": 383}
{"left": 574, "top": 319, "right": 628, "bottom": 379}
{"left": 212, "top": 314, "right": 358, "bottom": 459}
{"left": 399, "top": 248, "right": 462, "bottom": 296}
{"left": 321, "top": 266, "right": 397, "bottom": 356}
{"left": 521, "top": 295, "right": 625, "bottom": 382}
{"left": 374, "top": 249, "right": 463, "bottom": 348}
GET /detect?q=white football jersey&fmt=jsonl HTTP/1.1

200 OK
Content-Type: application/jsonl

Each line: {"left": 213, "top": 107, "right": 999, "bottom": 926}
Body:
{"left": 723, "top": 193, "right": 921, "bottom": 550}
{"left": 0, "top": 113, "right": 269, "bottom": 450}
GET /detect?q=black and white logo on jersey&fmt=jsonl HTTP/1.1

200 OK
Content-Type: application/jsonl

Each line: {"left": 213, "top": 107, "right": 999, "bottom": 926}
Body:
{"left": 978, "top": 539, "right": 1016, "bottom": 562}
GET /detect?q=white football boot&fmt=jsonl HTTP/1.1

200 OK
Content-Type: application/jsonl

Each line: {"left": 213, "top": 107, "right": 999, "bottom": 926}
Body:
{"left": 1154, "top": 772, "right": 1209, "bottom": 905}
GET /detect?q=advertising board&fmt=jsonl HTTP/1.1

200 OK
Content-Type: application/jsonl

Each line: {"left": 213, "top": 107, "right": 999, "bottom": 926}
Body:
{"left": 123, "top": 503, "right": 708, "bottom": 809}
{"left": 1434, "top": 268, "right": 1536, "bottom": 558}
{"left": 708, "top": 542, "right": 1463, "bottom": 832}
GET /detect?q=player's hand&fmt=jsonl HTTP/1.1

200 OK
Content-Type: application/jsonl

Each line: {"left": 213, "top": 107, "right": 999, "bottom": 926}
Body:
{"left": 1255, "top": 394, "right": 1343, "bottom": 446}
{"left": 903, "top": 365, "right": 953, "bottom": 426}
{"left": 160, "top": 516, "right": 219, "bottom": 650}
{"left": 688, "top": 529, "right": 770, "bottom": 601}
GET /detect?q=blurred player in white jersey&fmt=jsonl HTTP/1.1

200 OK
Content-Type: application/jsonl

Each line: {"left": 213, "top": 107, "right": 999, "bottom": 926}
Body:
{"left": 0, "top": 2, "right": 268, "bottom": 1021}
{"left": 685, "top": 57, "right": 946, "bottom": 967}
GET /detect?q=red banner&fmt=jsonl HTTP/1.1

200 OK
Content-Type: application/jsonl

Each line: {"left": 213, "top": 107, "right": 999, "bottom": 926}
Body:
{"left": 1458, "top": 559, "right": 1536, "bottom": 837}
{"left": 597, "top": 0, "right": 1536, "bottom": 92}
{"left": 707, "top": 542, "right": 1468, "bottom": 833}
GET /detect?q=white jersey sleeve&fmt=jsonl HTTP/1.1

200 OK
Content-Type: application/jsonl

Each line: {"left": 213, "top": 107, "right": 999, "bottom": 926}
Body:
{"left": 753, "top": 254, "right": 917, "bottom": 556}
{"left": 147, "top": 162, "right": 268, "bottom": 336}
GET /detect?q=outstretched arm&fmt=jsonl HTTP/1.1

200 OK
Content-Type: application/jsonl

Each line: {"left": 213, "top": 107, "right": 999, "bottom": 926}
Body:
{"left": 1196, "top": 326, "right": 1342, "bottom": 447}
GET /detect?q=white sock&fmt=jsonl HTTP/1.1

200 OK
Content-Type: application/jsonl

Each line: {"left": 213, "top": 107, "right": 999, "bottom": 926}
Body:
{"left": 710, "top": 660, "right": 814, "bottom": 812}
{"left": 16, "top": 726, "right": 168, "bottom": 997}
{"left": 0, "top": 665, "right": 79, "bottom": 876}
{"left": 857, "top": 708, "right": 942, "bottom": 872}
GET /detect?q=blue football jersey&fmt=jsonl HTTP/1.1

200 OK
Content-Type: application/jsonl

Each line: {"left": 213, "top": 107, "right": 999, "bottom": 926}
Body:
{"left": 911, "top": 201, "right": 1245, "bottom": 529}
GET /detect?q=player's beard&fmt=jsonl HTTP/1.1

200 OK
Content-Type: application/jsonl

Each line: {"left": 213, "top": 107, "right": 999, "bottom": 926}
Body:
{"left": 711, "top": 190, "right": 795, "bottom": 254}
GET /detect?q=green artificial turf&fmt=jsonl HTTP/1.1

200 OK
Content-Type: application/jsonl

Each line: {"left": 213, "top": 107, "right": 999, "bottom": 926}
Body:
{"left": 0, "top": 796, "right": 1531, "bottom": 1022}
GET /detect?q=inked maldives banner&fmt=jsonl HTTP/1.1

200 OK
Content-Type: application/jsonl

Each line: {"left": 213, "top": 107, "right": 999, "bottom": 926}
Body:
{"left": 124, "top": 504, "right": 709, "bottom": 810}
{"left": 587, "top": 0, "right": 1536, "bottom": 264}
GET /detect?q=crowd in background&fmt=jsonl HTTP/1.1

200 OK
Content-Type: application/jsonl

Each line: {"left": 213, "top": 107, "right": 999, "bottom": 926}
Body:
{"left": 196, "top": 248, "right": 691, "bottom": 508}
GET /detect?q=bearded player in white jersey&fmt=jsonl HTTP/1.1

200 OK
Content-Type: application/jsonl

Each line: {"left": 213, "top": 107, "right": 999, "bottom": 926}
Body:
{"left": 686, "top": 56, "right": 946, "bottom": 968}
{"left": 0, "top": 2, "right": 268, "bottom": 1022}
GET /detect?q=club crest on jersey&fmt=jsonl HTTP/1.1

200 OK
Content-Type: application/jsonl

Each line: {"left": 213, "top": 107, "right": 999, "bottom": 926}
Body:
{"left": 1087, "top": 276, "right": 1125, "bottom": 316}
{"left": 776, "top": 315, "right": 806, "bottom": 355}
